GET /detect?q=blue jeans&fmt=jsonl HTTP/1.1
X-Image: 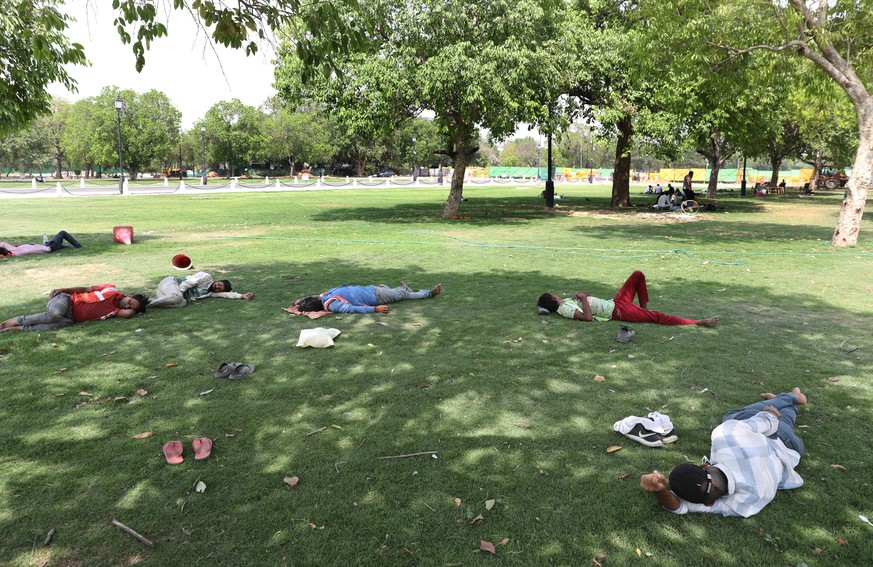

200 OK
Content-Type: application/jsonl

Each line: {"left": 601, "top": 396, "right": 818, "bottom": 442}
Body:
{"left": 47, "top": 230, "right": 83, "bottom": 251}
{"left": 373, "top": 284, "right": 432, "bottom": 304}
{"left": 17, "top": 293, "right": 75, "bottom": 331}
{"left": 722, "top": 393, "right": 804, "bottom": 456}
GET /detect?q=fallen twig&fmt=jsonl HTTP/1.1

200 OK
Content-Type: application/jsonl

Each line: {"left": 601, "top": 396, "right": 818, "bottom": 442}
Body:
{"left": 111, "top": 518, "right": 154, "bottom": 548}
{"left": 43, "top": 528, "right": 55, "bottom": 546}
{"left": 839, "top": 338, "right": 861, "bottom": 353}
{"left": 305, "top": 427, "right": 326, "bottom": 436}
{"left": 377, "top": 451, "right": 437, "bottom": 460}
{"left": 424, "top": 502, "right": 436, "bottom": 512}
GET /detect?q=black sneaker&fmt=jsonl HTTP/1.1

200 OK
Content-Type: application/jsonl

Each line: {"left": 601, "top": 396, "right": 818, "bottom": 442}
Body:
{"left": 622, "top": 423, "right": 663, "bottom": 447}
{"left": 660, "top": 429, "right": 678, "bottom": 444}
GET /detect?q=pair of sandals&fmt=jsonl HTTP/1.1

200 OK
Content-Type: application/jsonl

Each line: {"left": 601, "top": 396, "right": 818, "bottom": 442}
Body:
{"left": 214, "top": 362, "right": 255, "bottom": 380}
{"left": 163, "top": 437, "right": 212, "bottom": 464}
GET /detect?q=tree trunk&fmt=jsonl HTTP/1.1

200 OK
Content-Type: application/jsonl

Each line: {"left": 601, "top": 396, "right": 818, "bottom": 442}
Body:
{"left": 770, "top": 155, "right": 781, "bottom": 187}
{"left": 54, "top": 152, "right": 63, "bottom": 179}
{"left": 442, "top": 139, "right": 468, "bottom": 218}
{"left": 611, "top": 115, "right": 632, "bottom": 207}
{"left": 832, "top": 97, "right": 873, "bottom": 246}
{"left": 355, "top": 148, "right": 364, "bottom": 177}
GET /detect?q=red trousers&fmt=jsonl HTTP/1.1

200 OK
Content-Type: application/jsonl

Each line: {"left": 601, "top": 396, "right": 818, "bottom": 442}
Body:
{"left": 611, "top": 271, "right": 697, "bottom": 325}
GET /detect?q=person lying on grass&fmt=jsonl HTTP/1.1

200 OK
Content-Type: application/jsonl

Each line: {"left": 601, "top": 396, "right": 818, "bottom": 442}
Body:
{"left": 148, "top": 271, "right": 254, "bottom": 308}
{"left": 293, "top": 282, "right": 442, "bottom": 314}
{"left": 1, "top": 284, "right": 147, "bottom": 332}
{"left": 537, "top": 270, "right": 718, "bottom": 327}
{"left": 0, "top": 230, "right": 83, "bottom": 257}
{"left": 640, "top": 388, "right": 807, "bottom": 518}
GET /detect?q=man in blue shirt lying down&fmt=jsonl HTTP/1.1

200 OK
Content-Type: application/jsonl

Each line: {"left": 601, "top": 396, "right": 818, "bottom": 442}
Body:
{"left": 293, "top": 282, "right": 442, "bottom": 314}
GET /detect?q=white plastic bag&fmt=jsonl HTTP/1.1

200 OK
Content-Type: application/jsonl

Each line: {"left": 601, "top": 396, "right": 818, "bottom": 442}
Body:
{"left": 296, "top": 327, "right": 342, "bottom": 348}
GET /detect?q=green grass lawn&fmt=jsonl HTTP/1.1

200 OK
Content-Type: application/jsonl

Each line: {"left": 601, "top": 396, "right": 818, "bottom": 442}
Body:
{"left": 1, "top": 185, "right": 871, "bottom": 566}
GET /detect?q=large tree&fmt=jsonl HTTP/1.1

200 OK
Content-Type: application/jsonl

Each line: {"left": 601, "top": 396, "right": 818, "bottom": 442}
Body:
{"left": 0, "top": 1, "right": 86, "bottom": 135}
{"left": 276, "top": 0, "right": 566, "bottom": 217}
{"left": 263, "top": 104, "right": 334, "bottom": 175}
{"left": 204, "top": 99, "right": 265, "bottom": 177}
{"left": 643, "top": 0, "right": 873, "bottom": 245}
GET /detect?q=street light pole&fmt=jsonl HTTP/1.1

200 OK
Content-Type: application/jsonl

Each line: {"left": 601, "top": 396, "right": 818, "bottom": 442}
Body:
{"left": 179, "top": 128, "right": 184, "bottom": 181}
{"left": 412, "top": 136, "right": 418, "bottom": 181}
{"left": 114, "top": 95, "right": 125, "bottom": 193}
{"left": 545, "top": 133, "right": 554, "bottom": 208}
{"left": 201, "top": 125, "right": 207, "bottom": 185}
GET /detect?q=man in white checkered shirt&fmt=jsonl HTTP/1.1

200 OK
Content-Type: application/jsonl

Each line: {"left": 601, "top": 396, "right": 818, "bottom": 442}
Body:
{"left": 639, "top": 387, "right": 807, "bottom": 517}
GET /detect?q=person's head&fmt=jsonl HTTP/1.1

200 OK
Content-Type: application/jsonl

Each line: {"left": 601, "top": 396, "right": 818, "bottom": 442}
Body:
{"left": 209, "top": 280, "right": 233, "bottom": 293}
{"left": 537, "top": 293, "right": 560, "bottom": 313}
{"left": 295, "top": 295, "right": 325, "bottom": 312}
{"left": 687, "top": 170, "right": 694, "bottom": 178}
{"left": 669, "top": 463, "right": 720, "bottom": 504}
{"left": 120, "top": 294, "right": 148, "bottom": 314}
{"left": 0, "top": 246, "right": 10, "bottom": 257}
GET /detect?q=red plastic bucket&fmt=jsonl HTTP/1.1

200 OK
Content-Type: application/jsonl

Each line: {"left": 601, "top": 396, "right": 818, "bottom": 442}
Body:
{"left": 172, "top": 253, "right": 193, "bottom": 270}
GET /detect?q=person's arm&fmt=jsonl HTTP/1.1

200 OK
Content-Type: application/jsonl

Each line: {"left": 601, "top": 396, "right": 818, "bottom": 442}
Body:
{"left": 50, "top": 285, "right": 94, "bottom": 297}
{"left": 116, "top": 309, "right": 139, "bottom": 319}
{"left": 570, "top": 292, "right": 593, "bottom": 321}
{"left": 325, "top": 299, "right": 376, "bottom": 314}
{"left": 640, "top": 471, "right": 681, "bottom": 511}
{"left": 209, "top": 291, "right": 255, "bottom": 300}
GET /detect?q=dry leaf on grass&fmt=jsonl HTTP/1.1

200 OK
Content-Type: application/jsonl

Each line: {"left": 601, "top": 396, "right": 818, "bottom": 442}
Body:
{"left": 606, "top": 446, "right": 623, "bottom": 453}
{"left": 376, "top": 322, "right": 388, "bottom": 326}
{"left": 838, "top": 537, "right": 848, "bottom": 545}
{"left": 480, "top": 540, "right": 496, "bottom": 554}
{"left": 133, "top": 432, "right": 154, "bottom": 439}
{"left": 594, "top": 375, "right": 606, "bottom": 382}
{"left": 199, "top": 389, "right": 214, "bottom": 396}
{"left": 636, "top": 547, "right": 642, "bottom": 557}
{"left": 827, "top": 376, "right": 840, "bottom": 382}
{"left": 166, "top": 363, "right": 177, "bottom": 368}
{"left": 618, "top": 472, "right": 632, "bottom": 480}
{"left": 503, "top": 337, "right": 523, "bottom": 344}
{"left": 195, "top": 481, "right": 206, "bottom": 493}
{"left": 485, "top": 499, "right": 495, "bottom": 510}
{"left": 78, "top": 391, "right": 92, "bottom": 397}
{"left": 470, "top": 514, "right": 485, "bottom": 525}
{"left": 454, "top": 497, "right": 462, "bottom": 507}
{"left": 284, "top": 476, "right": 300, "bottom": 487}
{"left": 308, "top": 522, "right": 324, "bottom": 530}
{"left": 830, "top": 464, "right": 847, "bottom": 471}
{"left": 501, "top": 538, "right": 510, "bottom": 545}
{"left": 514, "top": 422, "right": 530, "bottom": 429}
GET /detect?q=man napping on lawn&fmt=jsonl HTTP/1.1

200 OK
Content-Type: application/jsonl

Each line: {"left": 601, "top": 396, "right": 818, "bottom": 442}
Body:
{"left": 1, "top": 284, "right": 147, "bottom": 332}
{"left": 292, "top": 282, "right": 442, "bottom": 314}
{"left": 148, "top": 271, "right": 254, "bottom": 308}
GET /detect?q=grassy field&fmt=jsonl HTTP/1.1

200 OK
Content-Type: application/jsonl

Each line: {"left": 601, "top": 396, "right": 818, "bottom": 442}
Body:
{"left": 1, "top": 184, "right": 871, "bottom": 566}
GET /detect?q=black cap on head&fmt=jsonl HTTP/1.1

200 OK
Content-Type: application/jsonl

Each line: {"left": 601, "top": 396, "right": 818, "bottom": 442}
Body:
{"left": 669, "top": 464, "right": 711, "bottom": 504}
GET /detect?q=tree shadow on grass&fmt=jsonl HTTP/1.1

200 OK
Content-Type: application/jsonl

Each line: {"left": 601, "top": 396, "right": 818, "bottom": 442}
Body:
{"left": 1, "top": 261, "right": 872, "bottom": 565}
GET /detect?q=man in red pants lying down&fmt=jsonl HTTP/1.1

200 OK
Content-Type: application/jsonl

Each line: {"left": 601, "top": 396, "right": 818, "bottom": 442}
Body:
{"left": 537, "top": 270, "right": 718, "bottom": 327}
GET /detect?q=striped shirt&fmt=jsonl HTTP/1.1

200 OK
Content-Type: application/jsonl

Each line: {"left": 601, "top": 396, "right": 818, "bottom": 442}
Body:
{"left": 673, "top": 412, "right": 803, "bottom": 517}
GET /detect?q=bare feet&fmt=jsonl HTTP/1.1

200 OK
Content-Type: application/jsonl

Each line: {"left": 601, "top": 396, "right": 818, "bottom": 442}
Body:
{"left": 760, "top": 389, "right": 807, "bottom": 405}
{"left": 791, "top": 387, "right": 807, "bottom": 405}
{"left": 697, "top": 316, "right": 719, "bottom": 328}
{"left": 430, "top": 283, "right": 442, "bottom": 297}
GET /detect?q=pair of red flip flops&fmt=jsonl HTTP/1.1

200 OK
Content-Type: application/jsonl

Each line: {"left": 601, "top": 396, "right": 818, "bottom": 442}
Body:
{"left": 162, "top": 437, "right": 212, "bottom": 464}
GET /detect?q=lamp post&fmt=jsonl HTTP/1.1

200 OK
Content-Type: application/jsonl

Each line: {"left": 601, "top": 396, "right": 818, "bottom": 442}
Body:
{"left": 412, "top": 136, "right": 418, "bottom": 181}
{"left": 201, "top": 125, "right": 207, "bottom": 185}
{"left": 114, "top": 95, "right": 125, "bottom": 193}
{"left": 438, "top": 153, "right": 444, "bottom": 186}
{"left": 179, "top": 128, "right": 184, "bottom": 181}
{"left": 544, "top": 132, "right": 554, "bottom": 208}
